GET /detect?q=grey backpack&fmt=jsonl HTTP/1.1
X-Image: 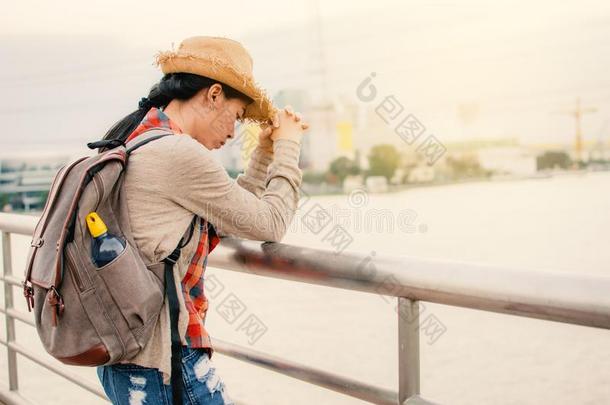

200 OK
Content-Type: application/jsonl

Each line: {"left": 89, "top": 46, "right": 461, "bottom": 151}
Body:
{"left": 22, "top": 128, "right": 193, "bottom": 371}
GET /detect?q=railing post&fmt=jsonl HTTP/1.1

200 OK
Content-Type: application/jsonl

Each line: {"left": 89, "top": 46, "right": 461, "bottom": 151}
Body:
{"left": 398, "top": 297, "right": 420, "bottom": 404}
{"left": 2, "top": 231, "right": 19, "bottom": 392}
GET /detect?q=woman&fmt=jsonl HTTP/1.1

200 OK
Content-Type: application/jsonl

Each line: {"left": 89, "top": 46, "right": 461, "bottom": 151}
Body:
{"left": 95, "top": 36, "right": 308, "bottom": 404}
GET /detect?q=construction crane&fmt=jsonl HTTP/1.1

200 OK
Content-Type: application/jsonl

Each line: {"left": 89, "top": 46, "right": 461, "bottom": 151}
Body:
{"left": 556, "top": 97, "right": 597, "bottom": 163}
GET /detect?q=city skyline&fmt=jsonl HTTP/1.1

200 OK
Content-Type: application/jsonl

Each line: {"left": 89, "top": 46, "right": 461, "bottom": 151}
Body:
{"left": 1, "top": 0, "right": 609, "bottom": 153}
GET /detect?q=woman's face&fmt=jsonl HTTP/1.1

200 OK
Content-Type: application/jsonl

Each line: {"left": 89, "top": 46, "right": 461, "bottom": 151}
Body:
{"left": 189, "top": 84, "right": 249, "bottom": 150}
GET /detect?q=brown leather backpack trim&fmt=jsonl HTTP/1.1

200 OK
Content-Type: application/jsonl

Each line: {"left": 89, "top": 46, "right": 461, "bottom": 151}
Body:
{"left": 56, "top": 343, "right": 110, "bottom": 366}
{"left": 24, "top": 157, "right": 87, "bottom": 286}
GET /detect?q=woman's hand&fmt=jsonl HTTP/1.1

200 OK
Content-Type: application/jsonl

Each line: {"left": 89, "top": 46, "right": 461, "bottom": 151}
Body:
{"left": 258, "top": 106, "right": 309, "bottom": 153}
{"left": 258, "top": 111, "right": 280, "bottom": 153}
{"left": 269, "top": 105, "right": 309, "bottom": 144}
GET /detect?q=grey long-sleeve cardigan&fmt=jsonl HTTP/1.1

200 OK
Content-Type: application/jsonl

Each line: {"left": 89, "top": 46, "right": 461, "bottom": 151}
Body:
{"left": 119, "top": 133, "right": 302, "bottom": 384}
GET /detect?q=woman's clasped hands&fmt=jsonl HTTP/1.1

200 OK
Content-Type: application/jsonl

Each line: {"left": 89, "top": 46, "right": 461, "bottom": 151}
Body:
{"left": 258, "top": 105, "right": 309, "bottom": 152}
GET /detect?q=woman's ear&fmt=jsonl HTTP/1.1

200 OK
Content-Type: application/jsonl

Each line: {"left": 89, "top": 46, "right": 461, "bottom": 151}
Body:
{"left": 207, "top": 84, "right": 223, "bottom": 104}
{"left": 198, "top": 86, "right": 216, "bottom": 112}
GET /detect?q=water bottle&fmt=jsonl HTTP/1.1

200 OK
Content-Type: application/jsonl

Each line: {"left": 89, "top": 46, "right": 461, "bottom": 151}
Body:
{"left": 86, "top": 212, "right": 126, "bottom": 267}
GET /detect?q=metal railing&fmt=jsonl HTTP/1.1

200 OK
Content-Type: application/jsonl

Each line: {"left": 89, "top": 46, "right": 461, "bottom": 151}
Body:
{"left": 1, "top": 212, "right": 610, "bottom": 404}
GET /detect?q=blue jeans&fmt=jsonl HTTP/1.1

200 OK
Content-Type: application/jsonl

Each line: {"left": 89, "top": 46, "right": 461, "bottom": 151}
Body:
{"left": 96, "top": 346, "right": 234, "bottom": 404}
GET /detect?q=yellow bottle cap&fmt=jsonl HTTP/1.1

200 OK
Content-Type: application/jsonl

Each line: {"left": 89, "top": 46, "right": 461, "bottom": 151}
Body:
{"left": 86, "top": 212, "right": 108, "bottom": 238}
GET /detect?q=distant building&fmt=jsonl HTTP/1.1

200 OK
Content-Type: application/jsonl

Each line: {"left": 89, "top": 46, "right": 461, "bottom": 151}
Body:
{"left": 366, "top": 176, "right": 388, "bottom": 193}
{"left": 477, "top": 147, "right": 537, "bottom": 175}
{"left": 342, "top": 174, "right": 364, "bottom": 193}
{"left": 0, "top": 151, "right": 78, "bottom": 212}
{"left": 408, "top": 166, "right": 435, "bottom": 183}
{"left": 535, "top": 151, "right": 572, "bottom": 171}
{"left": 0, "top": 153, "right": 72, "bottom": 191}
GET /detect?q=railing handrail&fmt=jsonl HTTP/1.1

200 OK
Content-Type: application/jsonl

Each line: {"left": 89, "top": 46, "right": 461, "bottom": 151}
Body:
{"left": 2, "top": 212, "right": 610, "bottom": 405}
{"left": 210, "top": 237, "right": 610, "bottom": 330}
{"left": 3, "top": 212, "right": 610, "bottom": 330}
{"left": 0, "top": 213, "right": 38, "bottom": 235}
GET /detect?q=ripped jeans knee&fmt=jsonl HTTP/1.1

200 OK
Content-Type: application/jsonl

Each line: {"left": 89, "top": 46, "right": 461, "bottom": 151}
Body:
{"left": 96, "top": 347, "right": 234, "bottom": 405}
{"left": 181, "top": 347, "right": 234, "bottom": 404}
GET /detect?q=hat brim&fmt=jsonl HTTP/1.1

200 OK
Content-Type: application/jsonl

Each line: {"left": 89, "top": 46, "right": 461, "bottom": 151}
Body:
{"left": 155, "top": 51, "right": 276, "bottom": 124}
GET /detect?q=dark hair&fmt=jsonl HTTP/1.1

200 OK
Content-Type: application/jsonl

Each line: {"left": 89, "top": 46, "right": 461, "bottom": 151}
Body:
{"left": 103, "top": 72, "right": 253, "bottom": 143}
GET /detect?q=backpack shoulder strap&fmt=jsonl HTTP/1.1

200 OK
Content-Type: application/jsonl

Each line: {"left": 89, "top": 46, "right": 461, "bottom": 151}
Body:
{"left": 125, "top": 128, "right": 175, "bottom": 154}
{"left": 161, "top": 215, "right": 197, "bottom": 405}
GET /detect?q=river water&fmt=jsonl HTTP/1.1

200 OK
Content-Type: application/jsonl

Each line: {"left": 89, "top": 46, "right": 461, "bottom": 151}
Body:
{"left": 1, "top": 171, "right": 609, "bottom": 404}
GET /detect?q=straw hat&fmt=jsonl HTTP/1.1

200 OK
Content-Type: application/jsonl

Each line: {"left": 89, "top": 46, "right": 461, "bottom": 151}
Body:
{"left": 154, "top": 36, "right": 275, "bottom": 124}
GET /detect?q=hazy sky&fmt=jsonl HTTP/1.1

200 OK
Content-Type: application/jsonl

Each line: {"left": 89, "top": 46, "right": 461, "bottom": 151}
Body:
{"left": 2, "top": 0, "right": 610, "bottom": 151}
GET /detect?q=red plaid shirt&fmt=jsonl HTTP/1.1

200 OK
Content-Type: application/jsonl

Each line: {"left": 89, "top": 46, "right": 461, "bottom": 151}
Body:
{"left": 128, "top": 107, "right": 221, "bottom": 355}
